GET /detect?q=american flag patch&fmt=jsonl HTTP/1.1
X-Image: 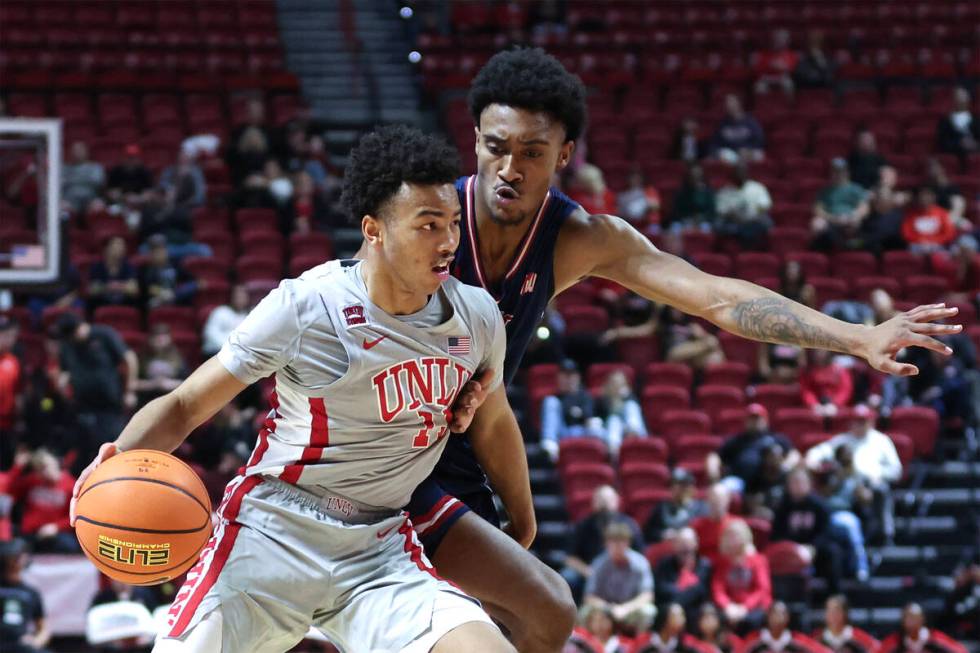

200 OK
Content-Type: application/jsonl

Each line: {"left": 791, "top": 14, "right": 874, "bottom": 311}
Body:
{"left": 448, "top": 336, "right": 471, "bottom": 355}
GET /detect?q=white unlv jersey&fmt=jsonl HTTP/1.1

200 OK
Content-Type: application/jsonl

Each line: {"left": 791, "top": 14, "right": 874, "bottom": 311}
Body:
{"left": 217, "top": 260, "right": 504, "bottom": 511}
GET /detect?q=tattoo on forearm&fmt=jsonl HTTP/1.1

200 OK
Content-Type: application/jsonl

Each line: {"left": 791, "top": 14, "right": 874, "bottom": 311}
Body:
{"left": 730, "top": 297, "right": 851, "bottom": 351}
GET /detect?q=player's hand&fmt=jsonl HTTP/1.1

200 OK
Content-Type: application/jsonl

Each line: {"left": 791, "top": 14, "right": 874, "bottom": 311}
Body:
{"left": 448, "top": 368, "right": 494, "bottom": 433}
{"left": 70, "top": 442, "right": 118, "bottom": 526}
{"left": 861, "top": 304, "right": 961, "bottom": 376}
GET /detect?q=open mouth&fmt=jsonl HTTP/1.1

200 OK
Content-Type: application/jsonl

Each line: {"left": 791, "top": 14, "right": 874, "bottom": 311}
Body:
{"left": 494, "top": 186, "right": 519, "bottom": 201}
{"left": 432, "top": 260, "right": 452, "bottom": 276}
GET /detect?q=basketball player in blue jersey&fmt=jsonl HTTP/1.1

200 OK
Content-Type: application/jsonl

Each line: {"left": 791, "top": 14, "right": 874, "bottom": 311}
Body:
{"left": 404, "top": 47, "right": 964, "bottom": 651}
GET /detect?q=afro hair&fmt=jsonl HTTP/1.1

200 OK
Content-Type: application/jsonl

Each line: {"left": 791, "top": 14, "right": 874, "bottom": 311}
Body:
{"left": 341, "top": 124, "right": 460, "bottom": 224}
{"left": 468, "top": 47, "right": 587, "bottom": 143}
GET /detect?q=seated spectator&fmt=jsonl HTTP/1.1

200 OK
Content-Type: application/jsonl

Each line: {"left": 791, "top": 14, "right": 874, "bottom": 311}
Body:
{"left": 878, "top": 603, "right": 968, "bottom": 653}
{"left": 653, "top": 528, "right": 712, "bottom": 618}
{"left": 7, "top": 449, "right": 78, "bottom": 553}
{"left": 0, "top": 539, "right": 51, "bottom": 653}
{"left": 712, "top": 519, "right": 771, "bottom": 635}
{"left": 779, "top": 260, "right": 817, "bottom": 309}
{"left": 583, "top": 522, "right": 656, "bottom": 633}
{"left": 758, "top": 343, "right": 806, "bottom": 385}
{"left": 692, "top": 603, "right": 743, "bottom": 653}
{"left": 812, "top": 445, "right": 875, "bottom": 579}
{"left": 811, "top": 158, "right": 871, "bottom": 252}
{"left": 562, "top": 485, "right": 644, "bottom": 603}
{"left": 668, "top": 164, "right": 716, "bottom": 230}
{"left": 570, "top": 164, "right": 616, "bottom": 216}
{"left": 107, "top": 145, "right": 154, "bottom": 204}
{"left": 134, "top": 324, "right": 187, "bottom": 406}
{"left": 901, "top": 187, "right": 958, "bottom": 253}
{"left": 202, "top": 284, "right": 252, "bottom": 356}
{"left": 753, "top": 29, "right": 798, "bottom": 96}
{"left": 742, "top": 601, "right": 828, "bottom": 653}
{"left": 801, "top": 349, "right": 853, "bottom": 418}
{"left": 661, "top": 306, "right": 724, "bottom": 371}
{"left": 568, "top": 604, "right": 628, "bottom": 653}
{"left": 288, "top": 170, "right": 338, "bottom": 234}
{"left": 925, "top": 159, "right": 969, "bottom": 230}
{"left": 771, "top": 467, "right": 844, "bottom": 593}
{"left": 541, "top": 358, "right": 604, "bottom": 462}
{"left": 672, "top": 118, "right": 705, "bottom": 163}
{"left": 690, "top": 484, "right": 740, "bottom": 563}
{"left": 931, "top": 234, "right": 980, "bottom": 303}
{"left": 820, "top": 295, "right": 874, "bottom": 326}
{"left": 707, "top": 404, "right": 799, "bottom": 497}
{"left": 794, "top": 30, "right": 834, "bottom": 89}
{"left": 631, "top": 603, "right": 705, "bottom": 653}
{"left": 715, "top": 163, "right": 773, "bottom": 250}
{"left": 866, "top": 166, "right": 910, "bottom": 252}
{"left": 847, "top": 130, "right": 888, "bottom": 190}
{"left": 139, "top": 235, "right": 199, "bottom": 309}
{"left": 61, "top": 141, "right": 105, "bottom": 214}
{"left": 806, "top": 404, "right": 901, "bottom": 486}
{"left": 644, "top": 468, "right": 706, "bottom": 543}
{"left": 617, "top": 169, "right": 661, "bottom": 230}
{"left": 139, "top": 150, "right": 207, "bottom": 246}
{"left": 941, "top": 548, "right": 980, "bottom": 641}
{"left": 815, "top": 595, "right": 879, "bottom": 653}
{"left": 88, "top": 236, "right": 140, "bottom": 309}
{"left": 936, "top": 87, "right": 979, "bottom": 158}
{"left": 0, "top": 316, "right": 22, "bottom": 458}
{"left": 709, "top": 95, "right": 765, "bottom": 163}
{"left": 600, "top": 293, "right": 658, "bottom": 348}
{"left": 91, "top": 579, "right": 159, "bottom": 612}
{"left": 226, "top": 98, "right": 276, "bottom": 186}
{"left": 595, "top": 370, "right": 647, "bottom": 457}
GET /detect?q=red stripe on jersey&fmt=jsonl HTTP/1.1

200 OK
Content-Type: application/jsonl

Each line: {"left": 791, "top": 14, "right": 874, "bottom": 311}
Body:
{"left": 244, "top": 388, "right": 279, "bottom": 472}
{"left": 279, "top": 397, "right": 329, "bottom": 484}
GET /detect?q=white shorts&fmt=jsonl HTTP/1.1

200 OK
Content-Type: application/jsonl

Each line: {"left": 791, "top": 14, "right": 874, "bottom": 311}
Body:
{"left": 155, "top": 476, "right": 495, "bottom": 653}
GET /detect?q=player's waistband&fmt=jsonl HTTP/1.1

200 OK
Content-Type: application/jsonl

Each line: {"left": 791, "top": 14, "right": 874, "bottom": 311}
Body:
{"left": 260, "top": 476, "right": 401, "bottom": 525}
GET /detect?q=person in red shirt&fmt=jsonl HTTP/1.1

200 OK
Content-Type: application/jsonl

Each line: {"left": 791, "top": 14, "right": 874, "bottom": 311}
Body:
{"left": 631, "top": 603, "right": 714, "bottom": 653}
{"left": 753, "top": 29, "right": 800, "bottom": 96}
{"left": 878, "top": 603, "right": 968, "bottom": 653}
{"left": 569, "top": 163, "right": 617, "bottom": 216}
{"left": 7, "top": 449, "right": 79, "bottom": 553}
{"left": 0, "top": 315, "right": 22, "bottom": 466}
{"left": 813, "top": 595, "right": 879, "bottom": 653}
{"left": 901, "top": 187, "right": 958, "bottom": 252}
{"left": 801, "top": 349, "right": 853, "bottom": 418}
{"left": 691, "top": 483, "right": 740, "bottom": 563}
{"left": 712, "top": 519, "right": 772, "bottom": 636}
{"left": 741, "top": 601, "right": 831, "bottom": 653}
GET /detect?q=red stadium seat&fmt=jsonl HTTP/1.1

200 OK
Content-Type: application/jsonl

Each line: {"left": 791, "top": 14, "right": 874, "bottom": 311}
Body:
{"left": 715, "top": 408, "right": 749, "bottom": 437}
{"left": 673, "top": 434, "right": 722, "bottom": 464}
{"left": 799, "top": 431, "right": 833, "bottom": 452}
{"left": 289, "top": 232, "right": 334, "bottom": 261}
{"left": 558, "top": 437, "right": 609, "bottom": 468}
{"left": 832, "top": 251, "right": 878, "bottom": 278}
{"left": 785, "top": 251, "right": 830, "bottom": 277}
{"left": 882, "top": 251, "right": 927, "bottom": 278}
{"left": 586, "top": 363, "right": 635, "bottom": 393}
{"left": 641, "top": 386, "right": 691, "bottom": 429}
{"left": 234, "top": 208, "right": 279, "bottom": 234}
{"left": 887, "top": 431, "right": 915, "bottom": 473}
{"left": 561, "top": 462, "right": 616, "bottom": 497}
{"left": 773, "top": 408, "right": 824, "bottom": 447}
{"left": 765, "top": 541, "right": 810, "bottom": 575}
{"left": 615, "top": 337, "right": 661, "bottom": 380}
{"left": 93, "top": 306, "right": 142, "bottom": 333}
{"left": 619, "top": 438, "right": 669, "bottom": 467}
{"left": 753, "top": 384, "right": 802, "bottom": 414}
{"left": 852, "top": 276, "right": 902, "bottom": 301}
{"left": 702, "top": 362, "right": 752, "bottom": 389}
{"left": 768, "top": 228, "right": 811, "bottom": 257}
{"left": 903, "top": 275, "right": 949, "bottom": 305}
{"left": 620, "top": 461, "right": 671, "bottom": 497}
{"left": 644, "top": 362, "right": 693, "bottom": 390}
{"left": 624, "top": 488, "right": 671, "bottom": 524}
{"left": 644, "top": 541, "right": 675, "bottom": 569}
{"left": 147, "top": 306, "right": 197, "bottom": 336}
{"left": 289, "top": 255, "right": 327, "bottom": 278}
{"left": 734, "top": 252, "right": 781, "bottom": 281}
{"left": 239, "top": 231, "right": 285, "bottom": 262}
{"left": 235, "top": 256, "right": 283, "bottom": 284}
{"left": 660, "top": 410, "right": 711, "bottom": 440}
{"left": 561, "top": 305, "right": 610, "bottom": 335}
{"left": 809, "top": 276, "right": 849, "bottom": 305}
{"left": 695, "top": 253, "right": 733, "bottom": 276}
{"left": 889, "top": 407, "right": 939, "bottom": 458}
{"left": 717, "top": 332, "right": 758, "bottom": 368}
{"left": 182, "top": 257, "right": 230, "bottom": 282}
{"left": 695, "top": 385, "right": 745, "bottom": 424}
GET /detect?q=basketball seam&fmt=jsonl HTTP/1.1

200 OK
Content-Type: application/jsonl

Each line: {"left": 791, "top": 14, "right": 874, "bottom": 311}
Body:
{"left": 79, "top": 476, "right": 211, "bottom": 515}
{"left": 77, "top": 534, "right": 208, "bottom": 578}
{"left": 75, "top": 515, "right": 210, "bottom": 534}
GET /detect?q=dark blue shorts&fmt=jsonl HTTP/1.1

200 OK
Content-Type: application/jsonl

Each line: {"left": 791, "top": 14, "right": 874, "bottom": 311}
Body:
{"left": 406, "top": 477, "right": 500, "bottom": 555}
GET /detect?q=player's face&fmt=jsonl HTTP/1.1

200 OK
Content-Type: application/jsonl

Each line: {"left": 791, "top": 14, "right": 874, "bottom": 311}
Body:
{"left": 372, "top": 182, "right": 461, "bottom": 297}
{"left": 475, "top": 104, "right": 573, "bottom": 225}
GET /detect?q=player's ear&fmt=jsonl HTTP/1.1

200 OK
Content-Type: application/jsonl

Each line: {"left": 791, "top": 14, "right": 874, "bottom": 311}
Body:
{"left": 473, "top": 127, "right": 480, "bottom": 156}
{"left": 556, "top": 140, "right": 575, "bottom": 172}
{"left": 362, "top": 215, "right": 382, "bottom": 244}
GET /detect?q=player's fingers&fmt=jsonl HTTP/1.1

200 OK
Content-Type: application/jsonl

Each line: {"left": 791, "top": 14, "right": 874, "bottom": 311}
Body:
{"left": 900, "top": 332, "right": 953, "bottom": 355}
{"left": 908, "top": 321, "right": 962, "bottom": 335}
{"left": 69, "top": 497, "right": 78, "bottom": 526}
{"left": 904, "top": 303, "right": 946, "bottom": 318}
{"left": 906, "top": 306, "right": 959, "bottom": 323}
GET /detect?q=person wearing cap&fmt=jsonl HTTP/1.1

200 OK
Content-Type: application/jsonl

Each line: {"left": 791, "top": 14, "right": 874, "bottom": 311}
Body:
{"left": 653, "top": 527, "right": 712, "bottom": 619}
{"left": 810, "top": 157, "right": 870, "bottom": 251}
{"left": 540, "top": 358, "right": 603, "bottom": 462}
{"left": 583, "top": 521, "right": 656, "bottom": 634}
{"left": 0, "top": 538, "right": 52, "bottom": 653}
{"left": 106, "top": 143, "right": 154, "bottom": 206}
{"left": 707, "top": 403, "right": 799, "bottom": 497}
{"left": 61, "top": 141, "right": 105, "bottom": 214}
{"left": 643, "top": 468, "right": 706, "bottom": 543}
{"left": 806, "top": 405, "right": 901, "bottom": 487}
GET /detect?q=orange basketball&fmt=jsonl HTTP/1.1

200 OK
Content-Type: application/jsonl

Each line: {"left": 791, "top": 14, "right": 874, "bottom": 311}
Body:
{"left": 74, "top": 449, "right": 212, "bottom": 586}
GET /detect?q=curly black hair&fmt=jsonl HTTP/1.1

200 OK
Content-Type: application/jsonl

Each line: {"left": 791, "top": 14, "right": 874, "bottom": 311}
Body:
{"left": 341, "top": 124, "right": 460, "bottom": 223}
{"left": 468, "top": 47, "right": 587, "bottom": 142}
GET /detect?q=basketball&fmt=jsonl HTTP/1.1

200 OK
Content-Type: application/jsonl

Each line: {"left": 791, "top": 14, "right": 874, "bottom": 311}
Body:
{"left": 74, "top": 450, "right": 212, "bottom": 586}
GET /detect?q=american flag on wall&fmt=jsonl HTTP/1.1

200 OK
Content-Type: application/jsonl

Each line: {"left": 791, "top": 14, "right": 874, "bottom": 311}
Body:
{"left": 448, "top": 336, "right": 471, "bottom": 355}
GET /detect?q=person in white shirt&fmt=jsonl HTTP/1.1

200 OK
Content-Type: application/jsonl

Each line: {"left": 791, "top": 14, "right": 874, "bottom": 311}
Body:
{"left": 202, "top": 284, "right": 252, "bottom": 356}
{"left": 805, "top": 404, "right": 902, "bottom": 486}
{"left": 715, "top": 163, "right": 773, "bottom": 250}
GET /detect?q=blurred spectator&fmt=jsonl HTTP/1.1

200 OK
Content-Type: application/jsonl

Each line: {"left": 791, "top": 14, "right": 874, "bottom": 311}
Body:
{"left": 19, "top": 334, "right": 75, "bottom": 455}
{"left": 878, "top": 603, "right": 968, "bottom": 653}
{"left": 691, "top": 603, "right": 743, "bottom": 653}
{"left": 794, "top": 30, "right": 835, "bottom": 89}
{"left": 281, "top": 124, "right": 329, "bottom": 185}
{"left": 715, "top": 162, "right": 773, "bottom": 250}
{"left": 107, "top": 145, "right": 154, "bottom": 204}
{"left": 595, "top": 370, "right": 647, "bottom": 457}
{"left": 709, "top": 95, "right": 765, "bottom": 164}
{"left": 140, "top": 151, "right": 207, "bottom": 244}
{"left": 631, "top": 603, "right": 704, "bottom": 653}
{"left": 7, "top": 449, "right": 77, "bottom": 553}
{"left": 707, "top": 404, "right": 800, "bottom": 497}
{"left": 712, "top": 519, "right": 771, "bottom": 635}
{"left": 202, "top": 284, "right": 252, "bottom": 356}
{"left": 866, "top": 166, "right": 911, "bottom": 252}
{"left": 931, "top": 234, "right": 980, "bottom": 302}
{"left": 690, "top": 484, "right": 739, "bottom": 563}
{"left": 0, "top": 316, "right": 22, "bottom": 457}
{"left": 742, "top": 601, "right": 827, "bottom": 653}
{"left": 61, "top": 142, "right": 105, "bottom": 214}
{"left": 617, "top": 169, "right": 661, "bottom": 229}
{"left": 801, "top": 349, "right": 853, "bottom": 418}
{"left": 941, "top": 548, "right": 980, "bottom": 641}
{"left": 0, "top": 539, "right": 51, "bottom": 653}
{"left": 134, "top": 324, "right": 187, "bottom": 406}
{"left": 753, "top": 29, "right": 798, "bottom": 96}
{"left": 583, "top": 522, "right": 656, "bottom": 633}
{"left": 813, "top": 444, "right": 877, "bottom": 577}
{"left": 652, "top": 528, "right": 712, "bottom": 618}
{"left": 847, "top": 130, "right": 888, "bottom": 190}
{"left": 661, "top": 306, "right": 724, "bottom": 371}
{"left": 771, "top": 467, "right": 844, "bottom": 593}
{"left": 198, "top": 438, "right": 250, "bottom": 506}
{"left": 87, "top": 236, "right": 140, "bottom": 309}
{"left": 570, "top": 164, "right": 616, "bottom": 216}
{"left": 600, "top": 293, "right": 658, "bottom": 349}
{"left": 779, "top": 260, "right": 817, "bottom": 308}
{"left": 815, "top": 595, "right": 879, "bottom": 653}
{"left": 925, "top": 159, "right": 969, "bottom": 230}
{"left": 52, "top": 313, "right": 137, "bottom": 472}
{"left": 936, "top": 87, "right": 979, "bottom": 158}
{"left": 672, "top": 118, "right": 705, "bottom": 164}
{"left": 820, "top": 294, "right": 874, "bottom": 326}
{"left": 668, "top": 164, "right": 716, "bottom": 229}
{"left": 568, "top": 604, "right": 627, "bottom": 653}
{"left": 5, "top": 155, "right": 39, "bottom": 227}
{"left": 528, "top": 0, "right": 567, "bottom": 39}
{"left": 811, "top": 158, "right": 871, "bottom": 252}
{"left": 758, "top": 343, "right": 806, "bottom": 385}
{"left": 288, "top": 171, "right": 337, "bottom": 234}
{"left": 139, "top": 235, "right": 199, "bottom": 310}
{"left": 643, "top": 468, "right": 706, "bottom": 543}
{"left": 541, "top": 358, "right": 602, "bottom": 461}
{"left": 870, "top": 288, "right": 898, "bottom": 325}
{"left": 806, "top": 405, "right": 901, "bottom": 486}
{"left": 562, "top": 485, "right": 644, "bottom": 603}
{"left": 901, "top": 187, "right": 958, "bottom": 252}
{"left": 227, "top": 98, "right": 276, "bottom": 185}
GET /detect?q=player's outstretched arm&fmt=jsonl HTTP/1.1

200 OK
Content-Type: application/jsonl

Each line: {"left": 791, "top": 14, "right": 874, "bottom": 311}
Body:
{"left": 559, "top": 213, "right": 962, "bottom": 376}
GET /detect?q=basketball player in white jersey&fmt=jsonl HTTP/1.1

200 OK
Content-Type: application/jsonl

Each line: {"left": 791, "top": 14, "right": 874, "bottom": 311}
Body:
{"left": 70, "top": 126, "right": 520, "bottom": 653}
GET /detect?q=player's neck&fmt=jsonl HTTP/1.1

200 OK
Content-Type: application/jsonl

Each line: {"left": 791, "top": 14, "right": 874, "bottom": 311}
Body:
{"left": 473, "top": 187, "right": 542, "bottom": 278}
{"left": 360, "top": 258, "right": 429, "bottom": 315}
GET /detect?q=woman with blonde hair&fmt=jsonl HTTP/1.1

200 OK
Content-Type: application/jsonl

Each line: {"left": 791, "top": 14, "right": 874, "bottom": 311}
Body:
{"left": 711, "top": 519, "right": 771, "bottom": 635}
